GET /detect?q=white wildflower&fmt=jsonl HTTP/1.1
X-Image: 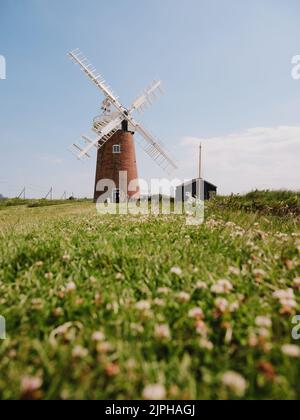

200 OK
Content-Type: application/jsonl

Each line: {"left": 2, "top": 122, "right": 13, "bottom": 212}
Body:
{"left": 225, "top": 327, "right": 233, "bottom": 344}
{"left": 273, "top": 289, "right": 297, "bottom": 310}
{"left": 72, "top": 345, "right": 88, "bottom": 359}
{"left": 253, "top": 269, "right": 266, "bottom": 278}
{"left": 176, "top": 292, "right": 190, "bottom": 303}
{"left": 225, "top": 221, "right": 237, "bottom": 229}
{"left": 248, "top": 334, "right": 258, "bottom": 348}
{"left": 52, "top": 307, "right": 63, "bottom": 317}
{"left": 273, "top": 289, "right": 295, "bottom": 300}
{"left": 211, "top": 279, "right": 233, "bottom": 295}
{"left": 65, "top": 281, "right": 76, "bottom": 293}
{"left": 195, "top": 320, "right": 208, "bottom": 336}
{"left": 35, "top": 261, "right": 44, "bottom": 267}
{"left": 92, "top": 331, "right": 105, "bottom": 342}
{"left": 199, "top": 338, "right": 214, "bottom": 351}
{"left": 130, "top": 323, "right": 144, "bottom": 334}
{"left": 188, "top": 307, "right": 204, "bottom": 320}
{"left": 293, "top": 278, "right": 300, "bottom": 290}
{"left": 229, "top": 301, "right": 240, "bottom": 313}
{"left": 228, "top": 266, "right": 240, "bottom": 276}
{"left": 143, "top": 384, "right": 166, "bottom": 400}
{"left": 154, "top": 324, "right": 171, "bottom": 340}
{"left": 153, "top": 298, "right": 165, "bottom": 307}
{"left": 170, "top": 267, "right": 182, "bottom": 276}
{"left": 206, "top": 218, "right": 220, "bottom": 229}
{"left": 96, "top": 341, "right": 113, "bottom": 354}
{"left": 20, "top": 376, "right": 43, "bottom": 395}
{"left": 215, "top": 298, "right": 229, "bottom": 313}
{"left": 281, "top": 344, "right": 300, "bottom": 358}
{"left": 157, "top": 287, "right": 170, "bottom": 295}
{"left": 255, "top": 316, "right": 272, "bottom": 329}
{"left": 135, "top": 300, "right": 151, "bottom": 311}
{"left": 195, "top": 281, "right": 208, "bottom": 290}
{"left": 280, "top": 299, "right": 297, "bottom": 309}
{"left": 221, "top": 371, "right": 247, "bottom": 397}
{"left": 258, "top": 328, "right": 271, "bottom": 338}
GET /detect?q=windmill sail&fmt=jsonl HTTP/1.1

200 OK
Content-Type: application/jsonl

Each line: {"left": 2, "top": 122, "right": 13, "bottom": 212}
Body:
{"left": 68, "top": 49, "right": 178, "bottom": 173}
{"left": 71, "top": 115, "right": 124, "bottom": 159}
{"left": 68, "top": 49, "right": 125, "bottom": 114}
{"left": 134, "top": 123, "right": 178, "bottom": 173}
{"left": 130, "top": 81, "right": 163, "bottom": 113}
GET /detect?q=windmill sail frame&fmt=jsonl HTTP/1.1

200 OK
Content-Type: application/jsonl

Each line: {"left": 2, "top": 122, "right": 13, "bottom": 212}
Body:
{"left": 68, "top": 49, "right": 177, "bottom": 173}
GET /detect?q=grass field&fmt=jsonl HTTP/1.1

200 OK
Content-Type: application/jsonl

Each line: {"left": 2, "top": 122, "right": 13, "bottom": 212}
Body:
{"left": 0, "top": 192, "right": 299, "bottom": 400}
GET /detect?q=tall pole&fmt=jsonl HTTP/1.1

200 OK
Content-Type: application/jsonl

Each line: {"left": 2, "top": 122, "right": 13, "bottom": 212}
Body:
{"left": 199, "top": 143, "right": 202, "bottom": 179}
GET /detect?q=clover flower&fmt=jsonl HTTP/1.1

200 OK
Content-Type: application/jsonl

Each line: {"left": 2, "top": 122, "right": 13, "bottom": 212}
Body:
{"left": 195, "top": 281, "right": 208, "bottom": 290}
{"left": 65, "top": 281, "right": 77, "bottom": 293}
{"left": 135, "top": 300, "right": 151, "bottom": 311}
{"left": 176, "top": 292, "right": 190, "bottom": 303}
{"left": 154, "top": 324, "right": 171, "bottom": 340}
{"left": 281, "top": 344, "right": 300, "bottom": 358}
{"left": 188, "top": 307, "right": 204, "bottom": 320}
{"left": 211, "top": 279, "right": 233, "bottom": 295}
{"left": 215, "top": 298, "right": 229, "bottom": 313}
{"left": 221, "top": 371, "right": 247, "bottom": 397}
{"left": 143, "top": 384, "right": 166, "bottom": 400}
{"left": 255, "top": 316, "right": 272, "bottom": 329}
{"left": 273, "top": 289, "right": 297, "bottom": 313}
{"left": 92, "top": 331, "right": 105, "bottom": 342}
{"left": 72, "top": 345, "right": 88, "bottom": 359}
{"left": 170, "top": 267, "right": 182, "bottom": 276}
{"left": 20, "top": 375, "right": 43, "bottom": 398}
{"left": 293, "top": 278, "right": 300, "bottom": 291}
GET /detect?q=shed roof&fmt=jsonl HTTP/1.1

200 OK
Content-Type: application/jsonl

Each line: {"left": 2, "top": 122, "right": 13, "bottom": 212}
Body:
{"left": 176, "top": 178, "right": 218, "bottom": 189}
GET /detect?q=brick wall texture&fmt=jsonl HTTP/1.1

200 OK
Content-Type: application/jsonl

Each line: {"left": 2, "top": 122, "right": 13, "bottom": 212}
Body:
{"left": 94, "top": 130, "right": 140, "bottom": 202}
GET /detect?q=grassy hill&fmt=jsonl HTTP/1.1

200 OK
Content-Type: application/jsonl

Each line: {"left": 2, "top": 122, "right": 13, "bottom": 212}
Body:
{"left": 0, "top": 192, "right": 299, "bottom": 400}
{"left": 0, "top": 198, "right": 91, "bottom": 210}
{"left": 215, "top": 190, "right": 300, "bottom": 216}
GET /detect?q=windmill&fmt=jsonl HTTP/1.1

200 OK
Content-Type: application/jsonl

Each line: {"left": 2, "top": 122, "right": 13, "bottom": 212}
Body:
{"left": 68, "top": 49, "right": 177, "bottom": 202}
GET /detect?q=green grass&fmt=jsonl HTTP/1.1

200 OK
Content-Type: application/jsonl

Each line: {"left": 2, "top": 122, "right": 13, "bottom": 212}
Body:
{"left": 0, "top": 193, "right": 299, "bottom": 400}
{"left": 215, "top": 190, "right": 300, "bottom": 216}
{"left": 0, "top": 198, "right": 91, "bottom": 210}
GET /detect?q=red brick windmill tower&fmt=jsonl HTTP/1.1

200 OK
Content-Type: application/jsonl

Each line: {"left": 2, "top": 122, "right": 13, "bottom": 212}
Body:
{"left": 68, "top": 49, "right": 177, "bottom": 202}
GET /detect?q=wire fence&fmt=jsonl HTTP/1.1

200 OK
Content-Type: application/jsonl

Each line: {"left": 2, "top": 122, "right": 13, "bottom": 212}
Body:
{"left": 0, "top": 181, "right": 82, "bottom": 200}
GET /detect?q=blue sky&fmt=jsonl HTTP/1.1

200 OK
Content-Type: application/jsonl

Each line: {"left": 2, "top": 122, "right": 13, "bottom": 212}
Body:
{"left": 0, "top": 0, "right": 300, "bottom": 197}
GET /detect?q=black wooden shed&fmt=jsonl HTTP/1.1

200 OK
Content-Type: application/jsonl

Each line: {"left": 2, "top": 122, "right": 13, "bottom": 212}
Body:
{"left": 175, "top": 178, "right": 217, "bottom": 202}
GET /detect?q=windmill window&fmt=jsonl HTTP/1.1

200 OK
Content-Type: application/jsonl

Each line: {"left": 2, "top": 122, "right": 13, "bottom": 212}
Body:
{"left": 113, "top": 145, "right": 121, "bottom": 154}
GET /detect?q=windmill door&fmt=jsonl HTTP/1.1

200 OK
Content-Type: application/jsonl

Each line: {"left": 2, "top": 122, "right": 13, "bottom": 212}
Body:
{"left": 112, "top": 189, "right": 120, "bottom": 204}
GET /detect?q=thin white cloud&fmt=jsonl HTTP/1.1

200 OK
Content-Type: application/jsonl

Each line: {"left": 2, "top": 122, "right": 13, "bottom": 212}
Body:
{"left": 37, "top": 154, "right": 64, "bottom": 165}
{"left": 178, "top": 126, "right": 300, "bottom": 195}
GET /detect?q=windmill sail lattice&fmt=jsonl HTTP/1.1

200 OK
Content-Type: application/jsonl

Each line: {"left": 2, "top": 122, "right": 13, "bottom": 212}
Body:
{"left": 68, "top": 49, "right": 177, "bottom": 173}
{"left": 130, "top": 81, "right": 164, "bottom": 113}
